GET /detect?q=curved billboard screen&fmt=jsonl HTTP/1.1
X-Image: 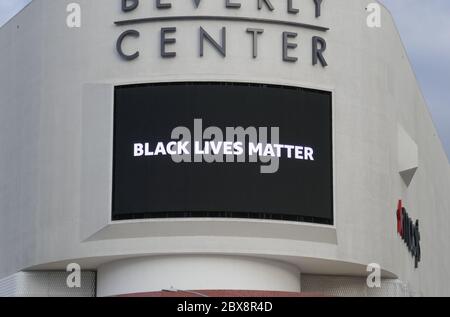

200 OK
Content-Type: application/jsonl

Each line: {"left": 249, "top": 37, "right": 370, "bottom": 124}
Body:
{"left": 112, "top": 82, "right": 333, "bottom": 224}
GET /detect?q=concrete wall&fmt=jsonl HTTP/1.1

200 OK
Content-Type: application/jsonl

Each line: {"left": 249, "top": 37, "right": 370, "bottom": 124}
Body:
{"left": 97, "top": 256, "right": 301, "bottom": 297}
{"left": 0, "top": 271, "right": 96, "bottom": 297}
{"left": 0, "top": 0, "right": 449, "bottom": 296}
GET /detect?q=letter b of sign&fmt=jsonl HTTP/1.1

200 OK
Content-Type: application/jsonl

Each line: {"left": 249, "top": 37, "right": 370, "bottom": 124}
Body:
{"left": 366, "top": 3, "right": 381, "bottom": 28}
{"left": 66, "top": 3, "right": 81, "bottom": 28}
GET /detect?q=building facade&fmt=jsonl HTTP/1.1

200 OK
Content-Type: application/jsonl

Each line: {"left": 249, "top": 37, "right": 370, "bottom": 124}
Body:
{"left": 0, "top": 0, "right": 449, "bottom": 297}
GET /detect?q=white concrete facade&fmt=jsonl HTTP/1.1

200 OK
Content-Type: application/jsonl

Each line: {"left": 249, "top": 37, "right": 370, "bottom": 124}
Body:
{"left": 0, "top": 0, "right": 450, "bottom": 296}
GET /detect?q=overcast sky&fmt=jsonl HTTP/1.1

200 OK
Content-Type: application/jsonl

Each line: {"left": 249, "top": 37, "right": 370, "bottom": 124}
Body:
{"left": 380, "top": 0, "right": 450, "bottom": 160}
{"left": 1, "top": 0, "right": 449, "bottom": 159}
{"left": 0, "top": 0, "right": 31, "bottom": 26}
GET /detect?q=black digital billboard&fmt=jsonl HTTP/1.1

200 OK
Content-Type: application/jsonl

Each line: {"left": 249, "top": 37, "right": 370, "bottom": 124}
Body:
{"left": 113, "top": 82, "right": 333, "bottom": 224}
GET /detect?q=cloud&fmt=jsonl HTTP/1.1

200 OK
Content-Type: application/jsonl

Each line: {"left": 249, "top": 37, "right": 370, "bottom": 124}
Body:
{"left": 380, "top": 0, "right": 450, "bottom": 159}
{"left": 0, "top": 0, "right": 32, "bottom": 26}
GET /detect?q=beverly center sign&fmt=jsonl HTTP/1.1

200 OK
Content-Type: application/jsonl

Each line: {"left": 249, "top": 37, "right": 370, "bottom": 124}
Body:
{"left": 115, "top": 0, "right": 329, "bottom": 66}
